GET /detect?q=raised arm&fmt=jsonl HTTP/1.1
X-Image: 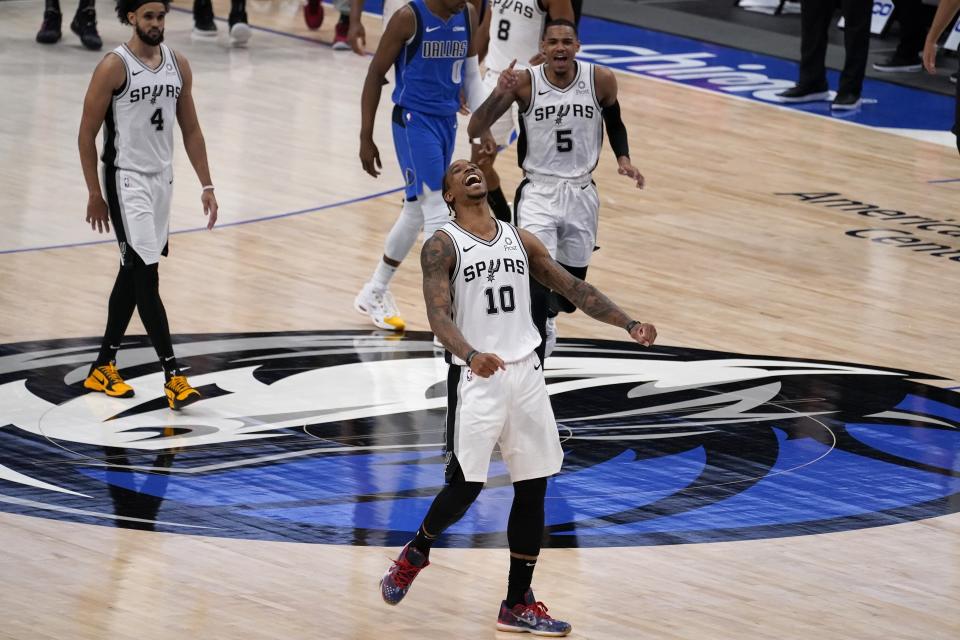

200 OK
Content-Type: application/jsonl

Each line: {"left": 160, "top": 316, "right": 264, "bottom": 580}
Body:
{"left": 467, "top": 63, "right": 530, "bottom": 139}
{"left": 519, "top": 229, "right": 657, "bottom": 346}
{"left": 78, "top": 53, "right": 125, "bottom": 234}
{"left": 175, "top": 52, "right": 217, "bottom": 229}
{"left": 421, "top": 231, "right": 505, "bottom": 376}
{"left": 595, "top": 65, "right": 644, "bottom": 189}
{"left": 359, "top": 6, "right": 415, "bottom": 177}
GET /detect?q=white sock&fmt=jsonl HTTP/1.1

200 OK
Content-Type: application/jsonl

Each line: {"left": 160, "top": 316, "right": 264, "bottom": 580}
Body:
{"left": 370, "top": 260, "right": 398, "bottom": 292}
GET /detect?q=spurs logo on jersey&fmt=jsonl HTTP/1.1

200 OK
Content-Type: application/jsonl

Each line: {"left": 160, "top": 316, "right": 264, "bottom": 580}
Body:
{"left": 485, "top": 0, "right": 547, "bottom": 73}
{"left": 102, "top": 43, "right": 182, "bottom": 173}
{"left": 439, "top": 220, "right": 541, "bottom": 364}
{"left": 518, "top": 61, "right": 603, "bottom": 179}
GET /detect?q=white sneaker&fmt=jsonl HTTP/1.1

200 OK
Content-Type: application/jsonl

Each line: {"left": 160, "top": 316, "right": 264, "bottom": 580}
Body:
{"left": 229, "top": 21, "right": 252, "bottom": 47}
{"left": 545, "top": 316, "right": 557, "bottom": 357}
{"left": 354, "top": 283, "right": 405, "bottom": 331}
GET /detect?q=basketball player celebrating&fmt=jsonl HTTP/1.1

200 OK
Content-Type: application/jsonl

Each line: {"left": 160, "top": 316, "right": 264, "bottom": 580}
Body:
{"left": 378, "top": 160, "right": 657, "bottom": 635}
{"left": 473, "top": 0, "right": 575, "bottom": 223}
{"left": 355, "top": 0, "right": 492, "bottom": 331}
{"left": 468, "top": 19, "right": 644, "bottom": 359}
{"left": 78, "top": 0, "right": 217, "bottom": 410}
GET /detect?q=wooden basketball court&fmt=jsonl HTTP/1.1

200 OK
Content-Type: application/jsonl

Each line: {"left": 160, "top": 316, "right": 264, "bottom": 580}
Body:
{"left": 0, "top": 1, "right": 958, "bottom": 638}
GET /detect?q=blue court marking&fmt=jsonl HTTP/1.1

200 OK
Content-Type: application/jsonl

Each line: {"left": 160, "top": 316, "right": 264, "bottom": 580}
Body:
{"left": 928, "top": 178, "right": 960, "bottom": 184}
{"left": 0, "top": 186, "right": 404, "bottom": 256}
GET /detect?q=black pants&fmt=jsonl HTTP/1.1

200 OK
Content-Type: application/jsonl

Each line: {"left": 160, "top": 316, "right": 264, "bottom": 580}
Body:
{"left": 799, "top": 0, "right": 871, "bottom": 96}
{"left": 893, "top": 0, "right": 934, "bottom": 59}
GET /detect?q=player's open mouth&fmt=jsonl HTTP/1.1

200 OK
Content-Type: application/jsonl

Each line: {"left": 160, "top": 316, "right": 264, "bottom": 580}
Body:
{"left": 465, "top": 174, "right": 482, "bottom": 187}
{"left": 553, "top": 54, "right": 568, "bottom": 62}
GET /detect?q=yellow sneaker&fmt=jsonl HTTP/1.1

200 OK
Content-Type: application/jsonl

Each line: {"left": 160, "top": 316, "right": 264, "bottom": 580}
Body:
{"left": 163, "top": 375, "right": 201, "bottom": 410}
{"left": 83, "top": 362, "right": 135, "bottom": 398}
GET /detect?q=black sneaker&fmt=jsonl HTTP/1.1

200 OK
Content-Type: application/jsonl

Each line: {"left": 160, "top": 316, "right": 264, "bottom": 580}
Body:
{"left": 228, "top": 10, "right": 251, "bottom": 47}
{"left": 872, "top": 55, "right": 922, "bottom": 73}
{"left": 70, "top": 7, "right": 102, "bottom": 50}
{"left": 776, "top": 84, "right": 831, "bottom": 103}
{"left": 36, "top": 9, "right": 62, "bottom": 44}
{"left": 831, "top": 92, "right": 862, "bottom": 110}
{"left": 193, "top": 0, "right": 218, "bottom": 38}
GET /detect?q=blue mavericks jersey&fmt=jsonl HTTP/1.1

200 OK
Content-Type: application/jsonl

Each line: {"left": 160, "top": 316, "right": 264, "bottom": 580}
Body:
{"left": 392, "top": 0, "right": 472, "bottom": 116}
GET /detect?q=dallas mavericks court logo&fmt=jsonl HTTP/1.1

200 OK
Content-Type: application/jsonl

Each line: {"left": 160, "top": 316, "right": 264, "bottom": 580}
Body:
{"left": 0, "top": 331, "right": 957, "bottom": 548}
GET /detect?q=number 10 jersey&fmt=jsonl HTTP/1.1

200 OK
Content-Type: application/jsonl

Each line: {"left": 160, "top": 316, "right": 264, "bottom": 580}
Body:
{"left": 438, "top": 219, "right": 541, "bottom": 365}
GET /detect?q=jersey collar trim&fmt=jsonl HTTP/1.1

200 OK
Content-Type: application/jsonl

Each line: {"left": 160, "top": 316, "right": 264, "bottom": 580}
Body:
{"left": 450, "top": 219, "right": 503, "bottom": 246}
{"left": 123, "top": 43, "right": 166, "bottom": 74}
{"left": 539, "top": 61, "right": 582, "bottom": 93}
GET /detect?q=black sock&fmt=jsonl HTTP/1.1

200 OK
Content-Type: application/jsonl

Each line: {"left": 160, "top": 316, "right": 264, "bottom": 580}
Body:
{"left": 487, "top": 186, "right": 512, "bottom": 223}
{"left": 506, "top": 556, "right": 536, "bottom": 608}
{"left": 411, "top": 525, "right": 437, "bottom": 560}
{"left": 338, "top": 12, "right": 350, "bottom": 23}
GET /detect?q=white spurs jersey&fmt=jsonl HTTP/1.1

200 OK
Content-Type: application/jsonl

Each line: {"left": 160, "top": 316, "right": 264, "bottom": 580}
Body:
{"left": 439, "top": 219, "right": 541, "bottom": 364}
{"left": 518, "top": 61, "right": 603, "bottom": 179}
{"left": 102, "top": 43, "right": 182, "bottom": 173}
{"left": 485, "top": 0, "right": 548, "bottom": 73}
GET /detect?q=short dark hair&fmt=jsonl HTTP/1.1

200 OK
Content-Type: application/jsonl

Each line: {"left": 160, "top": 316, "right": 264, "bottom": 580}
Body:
{"left": 116, "top": 0, "right": 170, "bottom": 25}
{"left": 543, "top": 19, "right": 578, "bottom": 38}
{"left": 441, "top": 170, "right": 456, "bottom": 214}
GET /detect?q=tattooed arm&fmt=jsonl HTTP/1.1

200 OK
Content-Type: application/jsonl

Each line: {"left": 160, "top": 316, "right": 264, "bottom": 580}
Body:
{"left": 519, "top": 229, "right": 658, "bottom": 347}
{"left": 466, "top": 63, "right": 532, "bottom": 140}
{"left": 421, "top": 231, "right": 506, "bottom": 376}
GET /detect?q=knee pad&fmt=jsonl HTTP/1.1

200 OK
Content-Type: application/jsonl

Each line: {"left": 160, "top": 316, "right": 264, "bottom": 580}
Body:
{"left": 513, "top": 477, "right": 547, "bottom": 507}
{"left": 420, "top": 190, "right": 452, "bottom": 238}
{"left": 383, "top": 198, "right": 423, "bottom": 261}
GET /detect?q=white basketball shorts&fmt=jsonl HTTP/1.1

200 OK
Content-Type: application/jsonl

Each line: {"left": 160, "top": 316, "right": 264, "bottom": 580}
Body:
{"left": 514, "top": 174, "right": 599, "bottom": 268}
{"left": 104, "top": 165, "right": 172, "bottom": 266}
{"left": 445, "top": 351, "right": 564, "bottom": 483}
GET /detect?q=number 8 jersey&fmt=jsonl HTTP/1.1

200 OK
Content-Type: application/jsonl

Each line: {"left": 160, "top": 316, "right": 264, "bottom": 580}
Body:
{"left": 518, "top": 61, "right": 603, "bottom": 180}
{"left": 438, "top": 219, "right": 542, "bottom": 365}
{"left": 102, "top": 43, "right": 182, "bottom": 173}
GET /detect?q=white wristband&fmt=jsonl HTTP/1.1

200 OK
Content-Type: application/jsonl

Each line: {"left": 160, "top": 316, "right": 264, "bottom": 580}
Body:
{"left": 202, "top": 185, "right": 215, "bottom": 192}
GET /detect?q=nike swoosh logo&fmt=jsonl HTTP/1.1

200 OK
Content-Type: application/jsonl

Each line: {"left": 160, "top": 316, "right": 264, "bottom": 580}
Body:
{"left": 538, "top": 90, "right": 550, "bottom": 95}
{"left": 463, "top": 245, "right": 476, "bottom": 252}
{"left": 534, "top": 362, "right": 542, "bottom": 370}
{"left": 425, "top": 25, "right": 442, "bottom": 32}
{"left": 132, "top": 70, "right": 144, "bottom": 76}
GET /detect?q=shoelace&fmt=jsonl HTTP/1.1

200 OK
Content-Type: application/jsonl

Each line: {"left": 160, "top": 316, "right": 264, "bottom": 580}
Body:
{"left": 101, "top": 364, "right": 124, "bottom": 387}
{"left": 167, "top": 376, "right": 191, "bottom": 393}
{"left": 389, "top": 558, "right": 422, "bottom": 589}
{"left": 526, "top": 601, "right": 552, "bottom": 620}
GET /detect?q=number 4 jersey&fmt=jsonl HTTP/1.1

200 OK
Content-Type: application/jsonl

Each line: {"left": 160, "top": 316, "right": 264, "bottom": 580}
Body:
{"left": 518, "top": 61, "right": 603, "bottom": 180}
{"left": 102, "top": 43, "right": 182, "bottom": 173}
{"left": 438, "top": 219, "right": 542, "bottom": 365}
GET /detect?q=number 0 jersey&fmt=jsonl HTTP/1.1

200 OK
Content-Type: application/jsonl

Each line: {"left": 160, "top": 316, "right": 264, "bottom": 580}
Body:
{"left": 438, "top": 219, "right": 541, "bottom": 364}
{"left": 484, "top": 0, "right": 547, "bottom": 73}
{"left": 518, "top": 61, "right": 603, "bottom": 180}
{"left": 102, "top": 43, "right": 182, "bottom": 173}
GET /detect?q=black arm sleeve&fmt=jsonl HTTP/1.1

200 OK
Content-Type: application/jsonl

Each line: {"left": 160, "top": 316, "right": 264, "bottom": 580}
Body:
{"left": 602, "top": 100, "right": 630, "bottom": 160}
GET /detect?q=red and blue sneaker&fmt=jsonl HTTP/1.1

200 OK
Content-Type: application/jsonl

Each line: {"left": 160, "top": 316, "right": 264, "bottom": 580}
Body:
{"left": 379, "top": 542, "right": 429, "bottom": 605}
{"left": 496, "top": 588, "right": 572, "bottom": 636}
